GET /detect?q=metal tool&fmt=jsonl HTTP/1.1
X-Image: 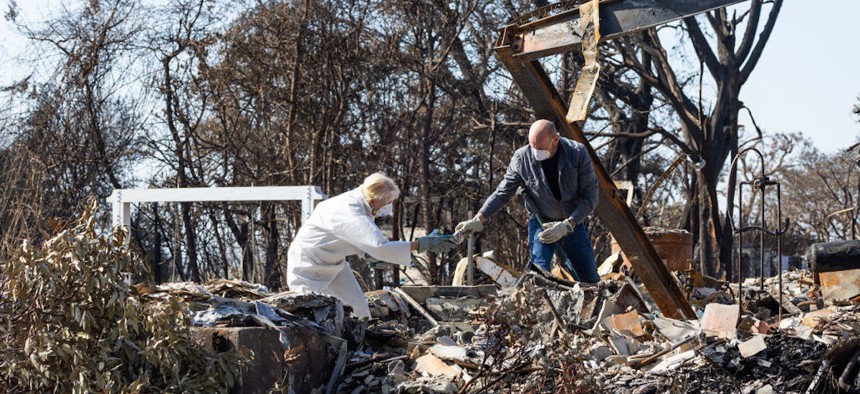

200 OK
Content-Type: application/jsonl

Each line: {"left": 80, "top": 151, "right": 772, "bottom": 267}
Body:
{"left": 519, "top": 188, "right": 581, "bottom": 282}
{"left": 451, "top": 213, "right": 477, "bottom": 285}
{"left": 451, "top": 189, "right": 582, "bottom": 282}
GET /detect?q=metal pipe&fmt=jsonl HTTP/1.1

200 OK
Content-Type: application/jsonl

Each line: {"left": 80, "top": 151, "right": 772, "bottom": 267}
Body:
{"left": 467, "top": 210, "right": 475, "bottom": 286}
{"left": 759, "top": 179, "right": 766, "bottom": 291}
{"left": 467, "top": 234, "right": 475, "bottom": 286}
{"left": 777, "top": 182, "right": 783, "bottom": 322}
{"left": 738, "top": 180, "right": 744, "bottom": 311}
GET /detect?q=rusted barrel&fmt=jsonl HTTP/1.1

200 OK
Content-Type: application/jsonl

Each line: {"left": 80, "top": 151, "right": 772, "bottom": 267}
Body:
{"left": 611, "top": 227, "right": 693, "bottom": 272}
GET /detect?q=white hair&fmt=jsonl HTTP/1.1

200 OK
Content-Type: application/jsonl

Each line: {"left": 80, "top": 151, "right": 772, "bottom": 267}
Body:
{"left": 361, "top": 172, "right": 400, "bottom": 203}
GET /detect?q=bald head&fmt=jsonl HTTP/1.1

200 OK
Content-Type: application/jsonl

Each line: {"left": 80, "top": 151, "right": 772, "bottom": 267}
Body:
{"left": 528, "top": 119, "right": 559, "bottom": 156}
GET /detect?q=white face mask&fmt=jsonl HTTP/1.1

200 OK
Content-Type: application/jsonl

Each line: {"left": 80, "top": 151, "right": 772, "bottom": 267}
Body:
{"left": 531, "top": 147, "right": 552, "bottom": 161}
{"left": 374, "top": 203, "right": 394, "bottom": 218}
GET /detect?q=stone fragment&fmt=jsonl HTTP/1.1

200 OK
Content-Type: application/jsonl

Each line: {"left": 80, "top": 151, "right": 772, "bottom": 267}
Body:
{"left": 428, "top": 344, "right": 468, "bottom": 362}
{"left": 590, "top": 344, "right": 614, "bottom": 362}
{"left": 738, "top": 335, "right": 767, "bottom": 358}
{"left": 415, "top": 354, "right": 460, "bottom": 378}
{"left": 756, "top": 384, "right": 774, "bottom": 394}
{"left": 608, "top": 335, "right": 633, "bottom": 356}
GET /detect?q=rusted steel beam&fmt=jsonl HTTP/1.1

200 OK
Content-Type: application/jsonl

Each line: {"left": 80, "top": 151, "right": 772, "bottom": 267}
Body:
{"left": 495, "top": 45, "right": 696, "bottom": 320}
{"left": 499, "top": 0, "right": 746, "bottom": 60}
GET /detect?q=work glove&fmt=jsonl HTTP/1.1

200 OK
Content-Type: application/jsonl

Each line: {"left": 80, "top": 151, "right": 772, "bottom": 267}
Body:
{"left": 537, "top": 219, "right": 574, "bottom": 244}
{"left": 417, "top": 235, "right": 457, "bottom": 254}
{"left": 455, "top": 217, "right": 483, "bottom": 235}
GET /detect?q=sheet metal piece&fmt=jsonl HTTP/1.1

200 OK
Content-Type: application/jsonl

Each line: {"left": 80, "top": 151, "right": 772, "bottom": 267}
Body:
{"left": 566, "top": 0, "right": 601, "bottom": 123}
{"left": 495, "top": 44, "right": 695, "bottom": 320}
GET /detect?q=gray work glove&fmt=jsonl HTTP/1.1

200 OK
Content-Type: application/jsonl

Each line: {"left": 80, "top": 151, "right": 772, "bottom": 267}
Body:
{"left": 455, "top": 217, "right": 483, "bottom": 235}
{"left": 417, "top": 235, "right": 457, "bottom": 254}
{"left": 537, "top": 219, "right": 574, "bottom": 244}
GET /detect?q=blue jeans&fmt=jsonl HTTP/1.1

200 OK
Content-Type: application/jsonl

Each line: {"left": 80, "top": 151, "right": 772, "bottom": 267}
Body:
{"left": 528, "top": 216, "right": 600, "bottom": 283}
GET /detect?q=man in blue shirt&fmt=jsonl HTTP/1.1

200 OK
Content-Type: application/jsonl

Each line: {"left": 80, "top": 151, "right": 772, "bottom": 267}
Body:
{"left": 456, "top": 119, "right": 601, "bottom": 282}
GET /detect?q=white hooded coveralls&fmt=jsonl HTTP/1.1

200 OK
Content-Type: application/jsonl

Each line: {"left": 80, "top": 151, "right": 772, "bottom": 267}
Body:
{"left": 287, "top": 188, "right": 412, "bottom": 318}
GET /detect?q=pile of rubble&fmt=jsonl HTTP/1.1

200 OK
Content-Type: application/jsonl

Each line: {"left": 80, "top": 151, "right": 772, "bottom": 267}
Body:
{"left": 7, "top": 202, "right": 857, "bottom": 393}
{"left": 126, "top": 258, "right": 860, "bottom": 393}
{"left": 323, "top": 268, "right": 860, "bottom": 394}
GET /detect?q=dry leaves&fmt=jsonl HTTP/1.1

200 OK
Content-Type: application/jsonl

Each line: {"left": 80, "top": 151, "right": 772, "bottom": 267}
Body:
{"left": 0, "top": 199, "right": 250, "bottom": 393}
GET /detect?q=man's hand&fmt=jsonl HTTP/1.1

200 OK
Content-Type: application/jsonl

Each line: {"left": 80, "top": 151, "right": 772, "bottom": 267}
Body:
{"left": 537, "top": 219, "right": 574, "bottom": 244}
{"left": 455, "top": 217, "right": 484, "bottom": 234}
{"left": 417, "top": 235, "right": 457, "bottom": 254}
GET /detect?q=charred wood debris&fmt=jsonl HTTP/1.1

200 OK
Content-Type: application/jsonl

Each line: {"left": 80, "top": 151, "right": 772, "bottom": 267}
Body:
{"left": 150, "top": 263, "right": 860, "bottom": 394}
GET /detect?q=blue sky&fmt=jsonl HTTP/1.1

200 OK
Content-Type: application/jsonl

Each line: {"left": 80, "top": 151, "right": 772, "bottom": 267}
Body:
{"left": 2, "top": 0, "right": 858, "bottom": 154}
{"left": 737, "top": 0, "right": 860, "bottom": 154}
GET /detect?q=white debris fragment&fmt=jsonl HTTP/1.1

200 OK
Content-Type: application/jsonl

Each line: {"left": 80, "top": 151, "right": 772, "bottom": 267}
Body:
{"left": 738, "top": 335, "right": 767, "bottom": 358}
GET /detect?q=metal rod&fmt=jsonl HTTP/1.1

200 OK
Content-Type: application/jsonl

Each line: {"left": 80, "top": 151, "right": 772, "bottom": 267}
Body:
{"left": 467, "top": 211, "right": 475, "bottom": 286}
{"left": 777, "top": 182, "right": 783, "bottom": 322}
{"left": 467, "top": 232, "right": 475, "bottom": 286}
{"left": 738, "top": 181, "right": 744, "bottom": 311}
{"left": 759, "top": 180, "right": 766, "bottom": 292}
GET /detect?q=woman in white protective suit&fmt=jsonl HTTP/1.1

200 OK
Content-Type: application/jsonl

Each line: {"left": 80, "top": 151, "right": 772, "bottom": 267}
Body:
{"left": 287, "top": 173, "right": 456, "bottom": 318}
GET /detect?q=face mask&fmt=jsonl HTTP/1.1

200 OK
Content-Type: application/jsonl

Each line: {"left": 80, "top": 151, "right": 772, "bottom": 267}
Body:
{"left": 374, "top": 203, "right": 394, "bottom": 218}
{"left": 531, "top": 147, "right": 552, "bottom": 161}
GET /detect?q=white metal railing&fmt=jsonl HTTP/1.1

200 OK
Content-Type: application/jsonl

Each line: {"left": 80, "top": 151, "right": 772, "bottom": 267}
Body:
{"left": 106, "top": 186, "right": 327, "bottom": 229}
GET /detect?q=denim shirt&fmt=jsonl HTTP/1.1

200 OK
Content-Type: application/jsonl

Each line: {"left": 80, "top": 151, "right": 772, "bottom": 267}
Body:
{"left": 478, "top": 137, "right": 599, "bottom": 225}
